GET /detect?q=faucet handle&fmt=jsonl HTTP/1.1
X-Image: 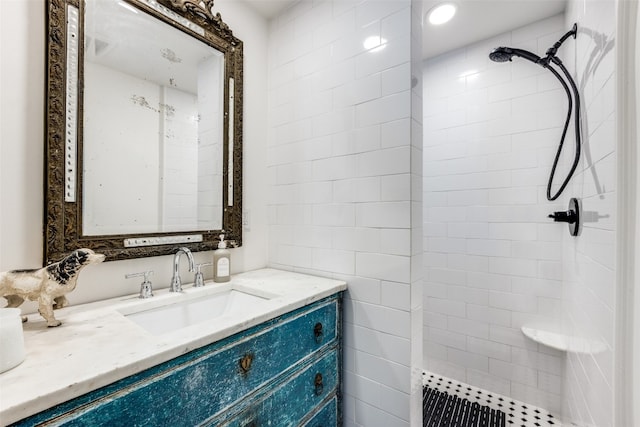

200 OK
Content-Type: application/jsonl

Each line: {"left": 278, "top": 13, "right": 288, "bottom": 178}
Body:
{"left": 125, "top": 270, "right": 154, "bottom": 299}
{"left": 193, "top": 262, "right": 213, "bottom": 287}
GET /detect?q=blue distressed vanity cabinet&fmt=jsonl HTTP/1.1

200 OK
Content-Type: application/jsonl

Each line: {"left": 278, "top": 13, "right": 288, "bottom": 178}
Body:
{"left": 12, "top": 294, "right": 342, "bottom": 426}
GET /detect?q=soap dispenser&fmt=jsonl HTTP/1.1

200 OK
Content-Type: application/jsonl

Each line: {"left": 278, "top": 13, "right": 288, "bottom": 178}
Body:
{"left": 213, "top": 234, "right": 231, "bottom": 283}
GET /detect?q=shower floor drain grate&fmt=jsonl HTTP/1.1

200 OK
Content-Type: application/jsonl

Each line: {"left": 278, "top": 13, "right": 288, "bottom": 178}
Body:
{"left": 423, "top": 386, "right": 506, "bottom": 426}
{"left": 423, "top": 372, "right": 562, "bottom": 427}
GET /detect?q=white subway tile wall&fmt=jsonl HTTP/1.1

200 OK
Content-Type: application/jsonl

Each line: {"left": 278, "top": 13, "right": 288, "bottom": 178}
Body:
{"left": 266, "top": 0, "right": 617, "bottom": 425}
{"left": 563, "top": 1, "right": 617, "bottom": 426}
{"left": 267, "top": 1, "right": 422, "bottom": 426}
{"left": 423, "top": 3, "right": 619, "bottom": 423}
{"left": 422, "top": 15, "right": 569, "bottom": 414}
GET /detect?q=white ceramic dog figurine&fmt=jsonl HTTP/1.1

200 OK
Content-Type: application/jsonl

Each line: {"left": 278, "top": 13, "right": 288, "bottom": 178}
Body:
{"left": 0, "top": 249, "right": 105, "bottom": 327}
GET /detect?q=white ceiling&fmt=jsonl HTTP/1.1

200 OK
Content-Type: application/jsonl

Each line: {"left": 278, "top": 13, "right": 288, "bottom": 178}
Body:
{"left": 422, "top": 0, "right": 567, "bottom": 58}
{"left": 242, "top": 0, "right": 567, "bottom": 59}
{"left": 243, "top": 0, "right": 295, "bottom": 19}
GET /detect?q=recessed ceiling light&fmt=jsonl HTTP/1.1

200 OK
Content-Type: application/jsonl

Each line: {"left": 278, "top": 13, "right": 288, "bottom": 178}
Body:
{"left": 427, "top": 3, "right": 457, "bottom": 26}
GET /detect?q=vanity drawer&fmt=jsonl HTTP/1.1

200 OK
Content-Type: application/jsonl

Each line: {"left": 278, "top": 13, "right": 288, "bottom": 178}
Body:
{"left": 302, "top": 397, "right": 338, "bottom": 427}
{"left": 213, "top": 349, "right": 339, "bottom": 427}
{"left": 16, "top": 297, "right": 339, "bottom": 426}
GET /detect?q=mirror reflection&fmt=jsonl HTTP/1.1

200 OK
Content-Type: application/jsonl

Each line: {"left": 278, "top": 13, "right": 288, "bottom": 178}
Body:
{"left": 82, "top": 0, "right": 224, "bottom": 236}
{"left": 44, "top": 0, "right": 243, "bottom": 263}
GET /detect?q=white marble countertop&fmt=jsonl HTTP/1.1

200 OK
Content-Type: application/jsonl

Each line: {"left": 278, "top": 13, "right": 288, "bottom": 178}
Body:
{"left": 0, "top": 268, "right": 346, "bottom": 425}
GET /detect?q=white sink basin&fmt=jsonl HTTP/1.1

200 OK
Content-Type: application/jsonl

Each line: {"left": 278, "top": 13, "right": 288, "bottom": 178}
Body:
{"left": 119, "top": 286, "right": 272, "bottom": 335}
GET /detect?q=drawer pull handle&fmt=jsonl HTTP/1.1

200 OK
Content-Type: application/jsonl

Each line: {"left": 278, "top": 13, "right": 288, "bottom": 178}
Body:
{"left": 239, "top": 353, "right": 254, "bottom": 374}
{"left": 314, "top": 373, "right": 324, "bottom": 396}
{"left": 313, "top": 322, "right": 323, "bottom": 343}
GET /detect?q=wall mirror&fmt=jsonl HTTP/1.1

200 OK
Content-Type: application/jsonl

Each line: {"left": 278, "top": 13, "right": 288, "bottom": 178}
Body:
{"left": 45, "top": 0, "right": 243, "bottom": 263}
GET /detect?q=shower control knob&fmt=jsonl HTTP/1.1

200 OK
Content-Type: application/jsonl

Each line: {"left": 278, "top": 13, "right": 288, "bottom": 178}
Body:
{"left": 548, "top": 197, "right": 581, "bottom": 237}
{"left": 548, "top": 210, "right": 576, "bottom": 224}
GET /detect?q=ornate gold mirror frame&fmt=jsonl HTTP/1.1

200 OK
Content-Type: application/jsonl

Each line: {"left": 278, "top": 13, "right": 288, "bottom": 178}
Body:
{"left": 45, "top": 0, "right": 243, "bottom": 263}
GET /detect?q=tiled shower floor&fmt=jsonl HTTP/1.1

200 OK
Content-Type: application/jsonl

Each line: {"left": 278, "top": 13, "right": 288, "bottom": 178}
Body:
{"left": 423, "top": 372, "right": 562, "bottom": 427}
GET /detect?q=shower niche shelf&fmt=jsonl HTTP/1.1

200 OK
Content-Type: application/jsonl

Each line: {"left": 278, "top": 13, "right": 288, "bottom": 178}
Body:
{"left": 521, "top": 326, "right": 607, "bottom": 354}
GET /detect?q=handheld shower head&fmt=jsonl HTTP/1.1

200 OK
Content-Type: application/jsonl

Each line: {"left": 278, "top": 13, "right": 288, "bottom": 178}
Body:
{"left": 489, "top": 47, "right": 542, "bottom": 65}
{"left": 488, "top": 47, "right": 513, "bottom": 62}
{"left": 488, "top": 24, "right": 582, "bottom": 202}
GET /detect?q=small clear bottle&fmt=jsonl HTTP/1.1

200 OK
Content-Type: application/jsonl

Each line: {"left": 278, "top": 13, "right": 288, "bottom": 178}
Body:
{"left": 213, "top": 234, "right": 231, "bottom": 283}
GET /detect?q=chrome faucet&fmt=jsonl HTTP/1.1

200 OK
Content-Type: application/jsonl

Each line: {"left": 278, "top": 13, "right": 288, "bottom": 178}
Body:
{"left": 170, "top": 247, "right": 195, "bottom": 292}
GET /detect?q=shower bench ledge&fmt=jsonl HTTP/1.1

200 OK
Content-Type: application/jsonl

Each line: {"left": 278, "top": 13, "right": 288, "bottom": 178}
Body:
{"left": 521, "top": 326, "right": 607, "bottom": 354}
